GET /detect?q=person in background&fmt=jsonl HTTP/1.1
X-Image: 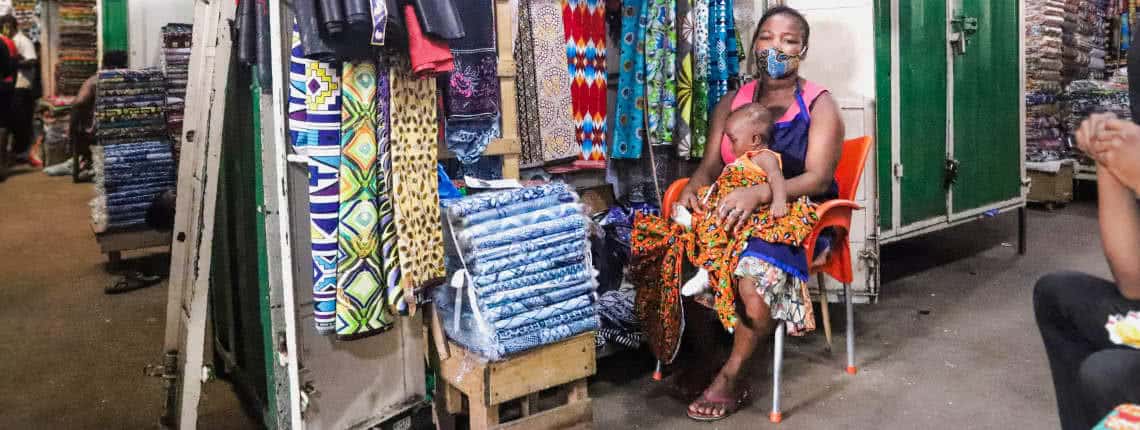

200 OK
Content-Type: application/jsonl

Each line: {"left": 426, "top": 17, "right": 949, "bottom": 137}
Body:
{"left": 1, "top": 15, "right": 39, "bottom": 167}
{"left": 68, "top": 51, "right": 128, "bottom": 181}
{"left": 1034, "top": 112, "right": 1140, "bottom": 430}
{"left": 0, "top": 19, "right": 15, "bottom": 178}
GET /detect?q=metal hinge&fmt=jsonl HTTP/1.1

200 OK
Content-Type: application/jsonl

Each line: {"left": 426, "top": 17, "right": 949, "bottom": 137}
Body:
{"left": 893, "top": 163, "right": 904, "bottom": 178}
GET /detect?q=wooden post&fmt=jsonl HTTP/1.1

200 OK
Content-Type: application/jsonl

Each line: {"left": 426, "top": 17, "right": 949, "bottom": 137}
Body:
{"left": 160, "top": 0, "right": 235, "bottom": 427}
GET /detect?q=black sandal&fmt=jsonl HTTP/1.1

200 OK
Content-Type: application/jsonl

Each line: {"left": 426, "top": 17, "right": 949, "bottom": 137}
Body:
{"left": 105, "top": 272, "right": 163, "bottom": 294}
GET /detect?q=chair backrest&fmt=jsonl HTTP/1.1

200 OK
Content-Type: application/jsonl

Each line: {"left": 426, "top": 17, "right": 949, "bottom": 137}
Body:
{"left": 835, "top": 136, "right": 873, "bottom": 201}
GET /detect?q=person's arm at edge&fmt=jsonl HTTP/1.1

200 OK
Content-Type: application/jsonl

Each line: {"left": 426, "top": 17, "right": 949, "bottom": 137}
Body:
{"left": 1097, "top": 165, "right": 1140, "bottom": 300}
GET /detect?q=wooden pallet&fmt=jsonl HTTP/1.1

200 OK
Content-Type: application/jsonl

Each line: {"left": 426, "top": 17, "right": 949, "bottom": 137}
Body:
{"left": 430, "top": 310, "right": 596, "bottom": 430}
{"left": 92, "top": 224, "right": 172, "bottom": 265}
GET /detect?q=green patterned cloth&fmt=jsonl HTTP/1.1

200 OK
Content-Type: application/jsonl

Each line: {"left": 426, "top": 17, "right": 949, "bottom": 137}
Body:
{"left": 335, "top": 60, "right": 394, "bottom": 339}
{"left": 643, "top": 0, "right": 677, "bottom": 148}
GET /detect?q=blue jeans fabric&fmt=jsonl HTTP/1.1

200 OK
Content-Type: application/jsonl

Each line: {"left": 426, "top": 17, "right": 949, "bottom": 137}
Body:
{"left": 447, "top": 183, "right": 571, "bottom": 219}
{"left": 493, "top": 294, "right": 594, "bottom": 331}
{"left": 482, "top": 284, "right": 594, "bottom": 322}
{"left": 471, "top": 251, "right": 587, "bottom": 288}
{"left": 467, "top": 216, "right": 587, "bottom": 251}
{"left": 480, "top": 270, "right": 595, "bottom": 307}
{"left": 476, "top": 263, "right": 591, "bottom": 296}
{"left": 470, "top": 240, "right": 587, "bottom": 276}
{"left": 470, "top": 230, "right": 586, "bottom": 263}
{"left": 459, "top": 202, "right": 583, "bottom": 242}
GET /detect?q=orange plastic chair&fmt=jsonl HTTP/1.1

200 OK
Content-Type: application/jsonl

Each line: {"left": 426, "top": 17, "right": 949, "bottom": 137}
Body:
{"left": 659, "top": 136, "right": 873, "bottom": 423}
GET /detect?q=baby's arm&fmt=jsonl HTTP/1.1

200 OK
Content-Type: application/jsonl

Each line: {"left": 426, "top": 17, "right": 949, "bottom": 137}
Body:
{"left": 753, "top": 152, "right": 788, "bottom": 217}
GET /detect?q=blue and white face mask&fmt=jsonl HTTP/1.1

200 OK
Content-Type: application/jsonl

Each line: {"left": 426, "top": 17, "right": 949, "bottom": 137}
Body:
{"left": 756, "top": 46, "right": 803, "bottom": 79}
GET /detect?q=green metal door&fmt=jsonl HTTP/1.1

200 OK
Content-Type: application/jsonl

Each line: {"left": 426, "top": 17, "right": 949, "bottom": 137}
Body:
{"left": 951, "top": 0, "right": 1021, "bottom": 214}
{"left": 101, "top": 0, "right": 129, "bottom": 53}
{"left": 898, "top": 0, "right": 949, "bottom": 226}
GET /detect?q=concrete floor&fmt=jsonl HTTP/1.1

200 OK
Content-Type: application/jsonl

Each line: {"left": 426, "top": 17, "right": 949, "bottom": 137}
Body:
{"left": 1, "top": 168, "right": 1104, "bottom": 429}
{"left": 0, "top": 169, "right": 257, "bottom": 429}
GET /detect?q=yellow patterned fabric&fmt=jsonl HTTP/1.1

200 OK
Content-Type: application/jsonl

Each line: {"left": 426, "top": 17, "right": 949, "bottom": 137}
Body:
{"left": 389, "top": 57, "right": 446, "bottom": 296}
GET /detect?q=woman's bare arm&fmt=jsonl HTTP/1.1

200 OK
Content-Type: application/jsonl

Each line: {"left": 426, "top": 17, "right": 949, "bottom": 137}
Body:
{"left": 1097, "top": 166, "right": 1140, "bottom": 300}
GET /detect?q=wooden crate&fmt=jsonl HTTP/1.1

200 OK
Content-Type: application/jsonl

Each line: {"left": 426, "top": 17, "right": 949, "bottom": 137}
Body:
{"left": 1028, "top": 162, "right": 1074, "bottom": 207}
{"left": 430, "top": 308, "right": 596, "bottom": 430}
{"left": 92, "top": 224, "right": 172, "bottom": 264}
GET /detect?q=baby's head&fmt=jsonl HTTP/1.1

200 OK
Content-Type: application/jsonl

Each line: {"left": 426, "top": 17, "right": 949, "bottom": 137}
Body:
{"left": 725, "top": 103, "right": 777, "bottom": 157}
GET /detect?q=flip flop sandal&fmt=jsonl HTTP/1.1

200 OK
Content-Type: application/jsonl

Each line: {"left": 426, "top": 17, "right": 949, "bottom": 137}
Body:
{"left": 105, "top": 272, "right": 163, "bottom": 294}
{"left": 686, "top": 386, "right": 753, "bottom": 422}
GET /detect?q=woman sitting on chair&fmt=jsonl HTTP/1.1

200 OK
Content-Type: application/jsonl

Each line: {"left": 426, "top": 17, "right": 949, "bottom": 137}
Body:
{"left": 669, "top": 5, "right": 845, "bottom": 422}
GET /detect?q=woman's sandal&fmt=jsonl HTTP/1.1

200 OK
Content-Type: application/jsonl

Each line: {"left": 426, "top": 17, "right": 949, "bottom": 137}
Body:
{"left": 686, "top": 386, "right": 753, "bottom": 422}
{"left": 105, "top": 272, "right": 163, "bottom": 294}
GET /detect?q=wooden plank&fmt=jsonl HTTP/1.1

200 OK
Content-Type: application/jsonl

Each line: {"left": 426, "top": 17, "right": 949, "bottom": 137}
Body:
{"left": 160, "top": 0, "right": 235, "bottom": 427}
{"left": 485, "top": 333, "right": 596, "bottom": 405}
{"left": 439, "top": 339, "right": 489, "bottom": 398}
{"left": 93, "top": 228, "right": 171, "bottom": 253}
{"left": 495, "top": 399, "right": 593, "bottom": 430}
{"left": 566, "top": 379, "right": 588, "bottom": 403}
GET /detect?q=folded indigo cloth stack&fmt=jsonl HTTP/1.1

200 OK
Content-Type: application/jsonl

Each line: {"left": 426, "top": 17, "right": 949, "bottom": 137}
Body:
{"left": 163, "top": 24, "right": 193, "bottom": 154}
{"left": 90, "top": 141, "right": 177, "bottom": 232}
{"left": 435, "top": 183, "right": 599, "bottom": 360}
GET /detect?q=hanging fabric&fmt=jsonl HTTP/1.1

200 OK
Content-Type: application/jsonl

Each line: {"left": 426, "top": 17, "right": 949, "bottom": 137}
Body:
{"left": 409, "top": 0, "right": 466, "bottom": 40}
{"left": 369, "top": 0, "right": 388, "bottom": 45}
{"left": 611, "top": 0, "right": 646, "bottom": 159}
{"left": 516, "top": 0, "right": 579, "bottom": 168}
{"left": 319, "top": 0, "right": 347, "bottom": 35}
{"left": 707, "top": 0, "right": 739, "bottom": 110}
{"left": 562, "top": 0, "right": 608, "bottom": 169}
{"left": 690, "top": 0, "right": 711, "bottom": 158}
{"left": 674, "top": 0, "right": 693, "bottom": 158}
{"left": 642, "top": 0, "right": 677, "bottom": 149}
{"left": 335, "top": 60, "right": 394, "bottom": 339}
{"left": 402, "top": 4, "right": 455, "bottom": 77}
{"left": 375, "top": 65, "right": 405, "bottom": 314}
{"left": 290, "top": 27, "right": 341, "bottom": 334}
{"left": 440, "top": 0, "right": 501, "bottom": 166}
{"left": 390, "top": 56, "right": 447, "bottom": 297}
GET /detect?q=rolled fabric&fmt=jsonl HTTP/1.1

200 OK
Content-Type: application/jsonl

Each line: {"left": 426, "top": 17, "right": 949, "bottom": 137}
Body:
{"left": 293, "top": 0, "right": 335, "bottom": 59}
{"left": 256, "top": 0, "right": 273, "bottom": 91}
{"left": 410, "top": 0, "right": 465, "bottom": 39}
{"left": 346, "top": 0, "right": 372, "bottom": 33}
{"left": 237, "top": 0, "right": 256, "bottom": 66}
{"left": 402, "top": 4, "right": 454, "bottom": 77}
{"left": 319, "top": 0, "right": 347, "bottom": 35}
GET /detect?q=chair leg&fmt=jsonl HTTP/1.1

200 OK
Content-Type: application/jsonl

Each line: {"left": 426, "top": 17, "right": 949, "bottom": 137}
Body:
{"left": 770, "top": 321, "right": 785, "bottom": 423}
{"left": 817, "top": 274, "right": 832, "bottom": 351}
{"left": 653, "top": 360, "right": 663, "bottom": 381}
{"left": 844, "top": 283, "right": 857, "bottom": 375}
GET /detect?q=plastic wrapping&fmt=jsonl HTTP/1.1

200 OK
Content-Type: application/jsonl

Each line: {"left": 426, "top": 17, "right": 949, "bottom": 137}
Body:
{"left": 435, "top": 183, "right": 600, "bottom": 361}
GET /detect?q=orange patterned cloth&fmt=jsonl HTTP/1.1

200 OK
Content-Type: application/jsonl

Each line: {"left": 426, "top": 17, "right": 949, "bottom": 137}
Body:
{"left": 632, "top": 155, "right": 818, "bottom": 362}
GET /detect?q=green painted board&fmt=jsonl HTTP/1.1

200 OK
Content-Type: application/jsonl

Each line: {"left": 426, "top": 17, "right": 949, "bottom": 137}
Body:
{"left": 898, "top": 0, "right": 948, "bottom": 226}
{"left": 101, "top": 0, "right": 129, "bottom": 53}
{"left": 951, "top": 0, "right": 1021, "bottom": 212}
{"left": 874, "top": 0, "right": 892, "bottom": 230}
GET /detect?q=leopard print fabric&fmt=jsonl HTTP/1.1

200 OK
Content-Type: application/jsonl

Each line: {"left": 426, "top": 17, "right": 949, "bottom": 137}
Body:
{"left": 389, "top": 56, "right": 446, "bottom": 295}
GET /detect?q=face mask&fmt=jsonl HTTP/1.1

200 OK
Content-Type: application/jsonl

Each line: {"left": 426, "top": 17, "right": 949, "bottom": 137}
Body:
{"left": 756, "top": 47, "right": 803, "bottom": 79}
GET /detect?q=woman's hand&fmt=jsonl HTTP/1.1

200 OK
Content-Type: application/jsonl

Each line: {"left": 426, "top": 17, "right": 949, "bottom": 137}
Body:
{"left": 1089, "top": 118, "right": 1140, "bottom": 194}
{"left": 716, "top": 185, "right": 772, "bottom": 234}
{"left": 677, "top": 184, "right": 704, "bottom": 212}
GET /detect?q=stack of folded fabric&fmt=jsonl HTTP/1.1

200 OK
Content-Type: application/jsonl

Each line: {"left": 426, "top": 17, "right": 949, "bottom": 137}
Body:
{"left": 90, "top": 141, "right": 177, "bottom": 232}
{"left": 1060, "top": 76, "right": 1131, "bottom": 164}
{"left": 39, "top": 96, "right": 76, "bottom": 167}
{"left": 434, "top": 183, "right": 599, "bottom": 361}
{"left": 1027, "top": 0, "right": 1066, "bottom": 162}
{"left": 95, "top": 69, "right": 168, "bottom": 145}
{"left": 162, "top": 24, "right": 193, "bottom": 153}
{"left": 1084, "top": 0, "right": 1109, "bottom": 79}
{"left": 56, "top": 0, "right": 98, "bottom": 95}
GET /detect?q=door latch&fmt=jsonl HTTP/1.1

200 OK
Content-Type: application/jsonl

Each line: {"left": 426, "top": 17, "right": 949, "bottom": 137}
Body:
{"left": 945, "top": 158, "right": 961, "bottom": 187}
{"left": 950, "top": 14, "right": 979, "bottom": 55}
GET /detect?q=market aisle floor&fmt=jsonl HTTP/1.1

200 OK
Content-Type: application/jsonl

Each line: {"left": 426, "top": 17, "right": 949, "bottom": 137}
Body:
{"left": 595, "top": 199, "right": 1104, "bottom": 429}
{"left": 1, "top": 168, "right": 1103, "bottom": 429}
{"left": 0, "top": 170, "right": 256, "bottom": 429}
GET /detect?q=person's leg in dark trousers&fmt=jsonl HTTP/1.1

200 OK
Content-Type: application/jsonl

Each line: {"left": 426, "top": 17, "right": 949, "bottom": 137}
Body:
{"left": 1079, "top": 349, "right": 1140, "bottom": 418}
{"left": 9, "top": 89, "right": 34, "bottom": 158}
{"left": 1034, "top": 271, "right": 1140, "bottom": 429}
